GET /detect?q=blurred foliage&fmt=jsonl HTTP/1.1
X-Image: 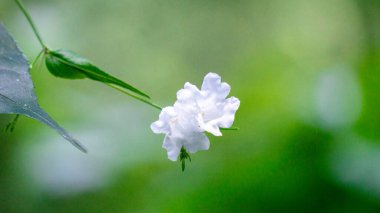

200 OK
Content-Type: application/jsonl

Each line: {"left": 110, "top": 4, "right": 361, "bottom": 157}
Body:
{"left": 0, "top": 0, "right": 380, "bottom": 212}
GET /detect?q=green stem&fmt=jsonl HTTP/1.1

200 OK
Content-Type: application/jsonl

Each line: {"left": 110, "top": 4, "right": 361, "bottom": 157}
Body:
{"left": 220, "top": 127, "right": 240, "bottom": 131}
{"left": 3, "top": 114, "right": 20, "bottom": 132}
{"left": 180, "top": 146, "right": 191, "bottom": 172}
{"left": 30, "top": 48, "right": 44, "bottom": 69}
{"left": 14, "top": 0, "right": 47, "bottom": 48}
{"left": 107, "top": 84, "right": 162, "bottom": 110}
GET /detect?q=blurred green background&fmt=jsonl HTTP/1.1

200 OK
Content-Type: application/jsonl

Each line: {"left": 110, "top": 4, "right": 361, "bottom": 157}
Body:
{"left": 0, "top": 0, "right": 380, "bottom": 212}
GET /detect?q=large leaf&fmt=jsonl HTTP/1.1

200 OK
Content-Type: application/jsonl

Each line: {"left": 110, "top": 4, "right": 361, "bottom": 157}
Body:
{"left": 0, "top": 24, "right": 87, "bottom": 153}
{"left": 45, "top": 49, "right": 150, "bottom": 99}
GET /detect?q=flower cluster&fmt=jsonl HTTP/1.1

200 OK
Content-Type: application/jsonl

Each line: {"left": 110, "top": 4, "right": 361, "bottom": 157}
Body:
{"left": 151, "top": 73, "right": 240, "bottom": 161}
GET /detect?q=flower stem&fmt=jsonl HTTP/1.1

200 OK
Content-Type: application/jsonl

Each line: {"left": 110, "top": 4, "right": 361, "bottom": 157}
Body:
{"left": 29, "top": 48, "right": 44, "bottom": 69}
{"left": 107, "top": 84, "right": 162, "bottom": 110}
{"left": 3, "top": 114, "right": 20, "bottom": 132}
{"left": 180, "top": 146, "right": 191, "bottom": 172}
{"left": 14, "top": 0, "right": 47, "bottom": 49}
{"left": 220, "top": 127, "right": 240, "bottom": 131}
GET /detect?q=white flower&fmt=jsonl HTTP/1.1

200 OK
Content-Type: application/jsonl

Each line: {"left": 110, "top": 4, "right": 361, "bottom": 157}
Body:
{"left": 151, "top": 73, "right": 240, "bottom": 161}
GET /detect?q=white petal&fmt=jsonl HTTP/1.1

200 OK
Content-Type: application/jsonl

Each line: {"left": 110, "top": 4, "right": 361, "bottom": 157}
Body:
{"left": 218, "top": 97, "right": 240, "bottom": 128}
{"left": 184, "top": 82, "right": 203, "bottom": 98}
{"left": 150, "top": 107, "right": 176, "bottom": 134}
{"left": 197, "top": 114, "right": 222, "bottom": 136}
{"left": 183, "top": 132, "right": 210, "bottom": 153}
{"left": 176, "top": 87, "right": 193, "bottom": 102}
{"left": 151, "top": 120, "right": 166, "bottom": 134}
{"left": 174, "top": 84, "right": 201, "bottom": 121}
{"left": 176, "top": 82, "right": 203, "bottom": 105}
{"left": 203, "top": 123, "right": 222, "bottom": 136}
{"left": 201, "top": 72, "right": 231, "bottom": 99}
{"left": 160, "top": 106, "right": 177, "bottom": 119}
{"left": 197, "top": 96, "right": 240, "bottom": 135}
{"left": 162, "top": 135, "right": 182, "bottom": 161}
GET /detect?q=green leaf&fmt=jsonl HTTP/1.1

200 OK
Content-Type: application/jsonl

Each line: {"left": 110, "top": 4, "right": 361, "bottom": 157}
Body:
{"left": 45, "top": 49, "right": 150, "bottom": 99}
{"left": 0, "top": 24, "right": 87, "bottom": 153}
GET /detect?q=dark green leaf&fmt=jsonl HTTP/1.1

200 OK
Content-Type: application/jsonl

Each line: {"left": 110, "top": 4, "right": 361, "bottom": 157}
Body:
{"left": 45, "top": 49, "right": 150, "bottom": 99}
{"left": 0, "top": 24, "right": 87, "bottom": 153}
{"left": 45, "top": 51, "right": 86, "bottom": 79}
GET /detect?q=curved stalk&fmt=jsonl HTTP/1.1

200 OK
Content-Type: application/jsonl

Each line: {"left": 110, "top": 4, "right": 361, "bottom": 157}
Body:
{"left": 29, "top": 48, "right": 44, "bottom": 69}
{"left": 220, "top": 127, "right": 239, "bottom": 131}
{"left": 107, "top": 84, "right": 162, "bottom": 110}
{"left": 14, "top": 0, "right": 47, "bottom": 49}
